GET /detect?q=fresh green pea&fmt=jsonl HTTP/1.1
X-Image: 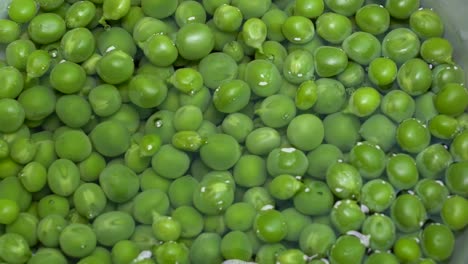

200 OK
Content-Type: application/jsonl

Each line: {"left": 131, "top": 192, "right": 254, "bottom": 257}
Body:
{"left": 28, "top": 248, "right": 67, "bottom": 264}
{"left": 179, "top": 86, "right": 211, "bottom": 112}
{"left": 54, "top": 129, "right": 92, "bottom": 162}
{"left": 223, "top": 41, "right": 245, "bottom": 62}
{"left": 410, "top": 8, "right": 444, "bottom": 38}
{"left": 325, "top": 0, "right": 364, "bottom": 16}
{"left": 171, "top": 206, "right": 204, "bottom": 238}
{"left": 451, "top": 131, "right": 468, "bottom": 161}
{"left": 299, "top": 223, "right": 336, "bottom": 257}
{"left": 47, "top": 159, "right": 80, "bottom": 196}
{"left": 253, "top": 209, "right": 287, "bottom": 243}
{"left": 242, "top": 18, "right": 267, "bottom": 51}
{"left": 312, "top": 78, "right": 347, "bottom": 114}
{"left": 168, "top": 68, "right": 203, "bottom": 95}
{"left": 132, "top": 17, "right": 170, "bottom": 48}
{"left": 380, "top": 90, "right": 415, "bottom": 122}
{"left": 261, "top": 9, "right": 287, "bottom": 42}
{"left": 421, "top": 223, "right": 455, "bottom": 261}
{"left": 232, "top": 155, "right": 266, "bottom": 188}
{"left": 420, "top": 37, "right": 453, "bottom": 65}
{"left": 397, "top": 58, "right": 433, "bottom": 96}
{"left": 203, "top": 215, "right": 226, "bottom": 235}
{"left": 59, "top": 223, "right": 96, "bottom": 258}
{"left": 213, "top": 79, "right": 251, "bottom": 113}
{"left": 266, "top": 147, "right": 308, "bottom": 177}
{"left": 242, "top": 186, "right": 275, "bottom": 211}
{"left": 213, "top": 5, "right": 242, "bottom": 32}
{"left": 221, "top": 231, "right": 253, "bottom": 261}
{"left": 385, "top": 0, "right": 420, "bottom": 19}
{"left": 78, "top": 152, "right": 106, "bottom": 182}
{"left": 323, "top": 112, "right": 361, "bottom": 152}
{"left": 140, "top": 168, "right": 171, "bottom": 193}
{"left": 0, "top": 177, "right": 32, "bottom": 212}
{"left": 393, "top": 236, "right": 421, "bottom": 263}
{"left": 342, "top": 32, "right": 381, "bottom": 65}
{"left": 0, "top": 157, "right": 22, "bottom": 180}
{"left": 193, "top": 171, "right": 235, "bottom": 215}
{"left": 336, "top": 62, "right": 365, "bottom": 88}
{"left": 416, "top": 144, "right": 453, "bottom": 179}
{"left": 382, "top": 28, "right": 420, "bottom": 65}
{"left": 174, "top": 0, "right": 206, "bottom": 27}
{"left": 0, "top": 233, "right": 31, "bottom": 264}
{"left": 189, "top": 233, "right": 223, "bottom": 264}
{"left": 96, "top": 49, "right": 134, "bottom": 84}
{"left": 414, "top": 178, "right": 449, "bottom": 215}
{"left": 361, "top": 179, "right": 395, "bottom": 212}
{"left": 199, "top": 52, "right": 238, "bottom": 91}
{"left": 93, "top": 211, "right": 135, "bottom": 246}
{"left": 293, "top": 179, "right": 334, "bottom": 215}
{"left": 326, "top": 162, "right": 362, "bottom": 200}
{"left": 362, "top": 213, "right": 396, "bottom": 251}
{"left": 386, "top": 153, "right": 419, "bottom": 190}
{"left": 6, "top": 212, "right": 38, "bottom": 246}
{"left": 100, "top": 0, "right": 130, "bottom": 24}
{"left": 7, "top": 0, "right": 38, "bottom": 23}
{"left": 6, "top": 39, "right": 36, "bottom": 71}
{"left": 72, "top": 183, "right": 107, "bottom": 219}
{"left": 330, "top": 234, "right": 366, "bottom": 264}
{"left": 295, "top": 80, "right": 318, "bottom": 110}
{"left": 200, "top": 133, "right": 241, "bottom": 170}
{"left": 349, "top": 141, "right": 386, "bottom": 179}
{"left": 316, "top": 12, "right": 352, "bottom": 44}
{"left": 142, "top": 34, "right": 178, "bottom": 67}
{"left": 256, "top": 94, "right": 296, "bottom": 128}
{"left": 429, "top": 114, "right": 460, "bottom": 140}
{"left": 18, "top": 161, "right": 47, "bottom": 193}
{"left": 223, "top": 202, "right": 256, "bottom": 231}
{"left": 171, "top": 131, "right": 202, "bottom": 152}
{"left": 206, "top": 19, "right": 238, "bottom": 52}
{"left": 282, "top": 49, "right": 315, "bottom": 83}
{"left": 391, "top": 194, "right": 427, "bottom": 232}
{"left": 152, "top": 144, "right": 190, "bottom": 179}
{"left": 121, "top": 6, "right": 144, "bottom": 33}
{"left": 220, "top": 113, "right": 254, "bottom": 143}
{"left": 151, "top": 215, "right": 181, "bottom": 242}
{"left": 445, "top": 161, "right": 468, "bottom": 197}
{"left": 99, "top": 163, "right": 139, "bottom": 203}
{"left": 28, "top": 13, "right": 66, "bottom": 45}
{"left": 65, "top": 0, "right": 96, "bottom": 28}
{"left": 97, "top": 27, "right": 136, "bottom": 57}
{"left": 140, "top": 0, "right": 176, "bottom": 19}
{"left": 50, "top": 61, "right": 86, "bottom": 94}
{"left": 60, "top": 27, "right": 95, "bottom": 63}
{"left": 128, "top": 74, "right": 168, "bottom": 109}
{"left": 282, "top": 15, "right": 315, "bottom": 44}
{"left": 91, "top": 119, "right": 132, "bottom": 156}
{"left": 176, "top": 23, "right": 215, "bottom": 61}
{"left": 345, "top": 86, "right": 381, "bottom": 117}
{"left": 87, "top": 84, "right": 121, "bottom": 117}
{"left": 133, "top": 189, "right": 169, "bottom": 224}
{"left": 414, "top": 92, "right": 438, "bottom": 122}
{"left": 37, "top": 195, "right": 69, "bottom": 219}
{"left": 434, "top": 83, "right": 468, "bottom": 116}
{"left": 144, "top": 110, "right": 176, "bottom": 144}
{"left": 286, "top": 114, "right": 323, "bottom": 151}
{"left": 0, "top": 199, "right": 20, "bottom": 225}
{"left": 368, "top": 57, "right": 397, "bottom": 87}
{"left": 356, "top": 4, "right": 390, "bottom": 35}
{"left": 0, "top": 19, "right": 20, "bottom": 44}
{"left": 0, "top": 67, "right": 23, "bottom": 100}
{"left": 244, "top": 59, "right": 282, "bottom": 97}
{"left": 305, "top": 144, "right": 343, "bottom": 179}
{"left": 396, "top": 118, "right": 431, "bottom": 154}
{"left": 109, "top": 240, "right": 139, "bottom": 264}
{"left": 268, "top": 174, "right": 302, "bottom": 200}
{"left": 294, "top": 0, "right": 324, "bottom": 18}
{"left": 441, "top": 195, "right": 468, "bottom": 230}
{"left": 231, "top": 0, "right": 271, "bottom": 19}
{"left": 166, "top": 176, "right": 197, "bottom": 208}
{"left": 331, "top": 199, "right": 366, "bottom": 234}
{"left": 255, "top": 243, "right": 286, "bottom": 264}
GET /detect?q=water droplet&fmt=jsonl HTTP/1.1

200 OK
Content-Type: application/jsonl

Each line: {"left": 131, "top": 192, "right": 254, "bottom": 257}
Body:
{"left": 155, "top": 120, "right": 163, "bottom": 128}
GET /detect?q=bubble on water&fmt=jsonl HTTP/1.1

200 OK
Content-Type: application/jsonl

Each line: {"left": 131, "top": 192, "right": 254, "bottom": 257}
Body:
{"left": 80, "top": 245, "right": 86, "bottom": 249}
{"left": 189, "top": 90, "right": 196, "bottom": 95}
{"left": 436, "top": 180, "right": 445, "bottom": 186}
{"left": 337, "top": 159, "right": 343, "bottom": 163}
{"left": 333, "top": 200, "right": 343, "bottom": 208}
{"left": 407, "top": 190, "right": 415, "bottom": 195}
{"left": 88, "top": 213, "right": 94, "bottom": 219}
{"left": 356, "top": 141, "right": 364, "bottom": 146}
{"left": 187, "top": 16, "right": 196, "bottom": 21}
{"left": 260, "top": 204, "right": 274, "bottom": 211}
{"left": 281, "top": 147, "right": 296, "bottom": 153}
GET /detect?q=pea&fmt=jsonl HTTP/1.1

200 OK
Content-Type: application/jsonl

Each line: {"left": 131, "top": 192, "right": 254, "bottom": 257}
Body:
{"left": 109, "top": 240, "right": 139, "bottom": 264}
{"left": 174, "top": 1, "right": 206, "bottom": 27}
{"left": 356, "top": 4, "right": 390, "bottom": 35}
{"left": 386, "top": 0, "right": 420, "bottom": 19}
{"left": 380, "top": 90, "right": 415, "bottom": 123}
{"left": 188, "top": 233, "right": 223, "bottom": 264}
{"left": 365, "top": 252, "right": 399, "bottom": 264}
{"left": 261, "top": 9, "right": 287, "bottom": 42}
{"left": 414, "top": 92, "right": 438, "bottom": 122}
{"left": 445, "top": 161, "right": 468, "bottom": 197}
{"left": 0, "top": 233, "right": 32, "bottom": 264}
{"left": 326, "top": 162, "right": 362, "bottom": 200}
{"left": 5, "top": 212, "right": 38, "bottom": 246}
{"left": 323, "top": 112, "right": 361, "bottom": 152}
{"left": 0, "top": 67, "right": 23, "bottom": 100}
{"left": 390, "top": 194, "right": 427, "bottom": 232}
{"left": 331, "top": 199, "right": 366, "bottom": 234}
{"left": 140, "top": 0, "right": 176, "bottom": 19}
{"left": 96, "top": 50, "right": 134, "bottom": 84}
{"left": 213, "top": 79, "right": 251, "bottom": 114}
{"left": 282, "top": 15, "right": 315, "bottom": 44}
{"left": 18, "top": 161, "right": 47, "bottom": 193}
{"left": 0, "top": 19, "right": 20, "bottom": 44}
{"left": 5, "top": 39, "right": 36, "bottom": 71}
{"left": 312, "top": 78, "right": 347, "bottom": 114}
{"left": 220, "top": 231, "right": 253, "bottom": 261}
{"left": 299, "top": 223, "right": 336, "bottom": 257}
{"left": 362, "top": 214, "right": 396, "bottom": 251}
{"left": 28, "top": 248, "right": 67, "bottom": 264}
{"left": 28, "top": 13, "right": 66, "bottom": 45}
{"left": 244, "top": 59, "right": 282, "bottom": 97}
{"left": 368, "top": 57, "right": 397, "bottom": 87}
{"left": 100, "top": 0, "right": 130, "bottom": 24}
{"left": 176, "top": 23, "right": 215, "bottom": 61}
{"left": 257, "top": 94, "right": 296, "bottom": 128}
{"left": 37, "top": 194, "right": 69, "bottom": 218}
{"left": 293, "top": 179, "right": 334, "bottom": 216}
{"left": 441, "top": 195, "right": 468, "bottom": 231}
{"left": 382, "top": 28, "right": 420, "bottom": 65}
{"left": 7, "top": 0, "right": 38, "bottom": 23}
{"left": 65, "top": 1, "right": 96, "bottom": 28}
{"left": 421, "top": 223, "right": 455, "bottom": 261}
{"left": 37, "top": 214, "right": 68, "bottom": 247}
{"left": 93, "top": 211, "right": 135, "bottom": 246}
{"left": 0, "top": 199, "right": 20, "bottom": 225}
{"left": 199, "top": 52, "right": 238, "bottom": 91}
{"left": 295, "top": 0, "right": 324, "bottom": 18}
{"left": 410, "top": 8, "right": 444, "bottom": 38}
{"left": 428, "top": 114, "right": 460, "bottom": 140}
{"left": 393, "top": 236, "right": 421, "bottom": 263}
{"left": 434, "top": 83, "right": 468, "bottom": 117}
{"left": 346, "top": 86, "right": 381, "bottom": 117}
{"left": 325, "top": 0, "right": 364, "bottom": 16}
{"left": 50, "top": 61, "right": 86, "bottom": 94}
{"left": 59, "top": 223, "right": 96, "bottom": 258}
{"left": 316, "top": 12, "right": 352, "bottom": 44}
{"left": 361, "top": 179, "right": 396, "bottom": 213}
{"left": 337, "top": 62, "right": 365, "bottom": 88}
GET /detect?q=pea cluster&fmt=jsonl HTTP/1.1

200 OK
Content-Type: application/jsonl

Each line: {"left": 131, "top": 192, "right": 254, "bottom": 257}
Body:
{"left": 0, "top": 0, "right": 467, "bottom": 263}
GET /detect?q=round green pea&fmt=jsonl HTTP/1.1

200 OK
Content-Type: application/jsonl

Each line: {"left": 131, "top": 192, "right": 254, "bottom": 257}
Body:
{"left": 282, "top": 15, "right": 315, "bottom": 44}
{"left": 7, "top": 0, "right": 38, "bottom": 23}
{"left": 316, "top": 12, "right": 352, "bottom": 44}
{"left": 213, "top": 79, "right": 251, "bottom": 113}
{"left": 293, "top": 179, "right": 334, "bottom": 216}
{"left": 59, "top": 223, "right": 96, "bottom": 258}
{"left": 244, "top": 59, "right": 282, "bottom": 97}
{"left": 396, "top": 118, "right": 431, "bottom": 154}
{"left": 28, "top": 13, "right": 66, "bottom": 45}
{"left": 93, "top": 211, "right": 135, "bottom": 246}
{"left": 299, "top": 223, "right": 336, "bottom": 257}
{"left": 0, "top": 98, "right": 25, "bottom": 133}
{"left": 390, "top": 194, "right": 427, "bottom": 233}
{"left": 326, "top": 162, "right": 362, "bottom": 200}
{"left": 96, "top": 50, "right": 134, "bottom": 85}
{"left": 152, "top": 144, "right": 190, "bottom": 179}
{"left": 176, "top": 23, "right": 215, "bottom": 61}
{"left": 65, "top": 0, "right": 96, "bottom": 28}
{"left": 99, "top": 164, "right": 139, "bottom": 203}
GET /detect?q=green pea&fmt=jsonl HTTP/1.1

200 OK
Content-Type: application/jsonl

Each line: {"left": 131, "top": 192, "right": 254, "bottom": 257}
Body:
{"left": 78, "top": 152, "right": 106, "bottom": 182}
{"left": 330, "top": 234, "right": 366, "bottom": 264}
{"left": 441, "top": 195, "right": 468, "bottom": 231}
{"left": 325, "top": 0, "right": 363, "bottom": 16}
{"left": 294, "top": 179, "right": 334, "bottom": 215}
{"left": 65, "top": 1, "right": 96, "bottom": 28}
{"left": 0, "top": 199, "right": 20, "bottom": 225}
{"left": 152, "top": 144, "right": 190, "bottom": 179}
{"left": 37, "top": 214, "right": 67, "bottom": 247}
{"left": 380, "top": 90, "right": 415, "bottom": 123}
{"left": 0, "top": 233, "right": 31, "bottom": 264}
{"left": 99, "top": 163, "right": 139, "bottom": 203}
{"left": 6, "top": 212, "right": 38, "bottom": 246}
{"left": 345, "top": 86, "right": 381, "bottom": 117}
{"left": 299, "top": 223, "right": 336, "bottom": 257}
{"left": 410, "top": 8, "right": 444, "bottom": 38}
{"left": 397, "top": 58, "right": 433, "bottom": 96}
{"left": 200, "top": 133, "right": 241, "bottom": 170}
{"left": 223, "top": 40, "right": 245, "bottom": 62}
{"left": 0, "top": 66, "right": 23, "bottom": 100}
{"left": 382, "top": 28, "right": 420, "bottom": 65}
{"left": 59, "top": 223, "right": 96, "bottom": 258}
{"left": 133, "top": 189, "right": 169, "bottom": 224}
{"left": 266, "top": 147, "right": 308, "bottom": 177}
{"left": 326, "top": 162, "right": 362, "bottom": 200}
{"left": 241, "top": 18, "right": 267, "bottom": 51}
{"left": 385, "top": 0, "right": 420, "bottom": 19}
{"left": 168, "top": 68, "right": 203, "bottom": 95}
{"left": 268, "top": 174, "right": 302, "bottom": 200}
{"left": 295, "top": 80, "right": 318, "bottom": 110}
{"left": 221, "top": 231, "right": 253, "bottom": 261}
{"left": 93, "top": 211, "right": 135, "bottom": 246}
{"left": 37, "top": 194, "right": 69, "bottom": 218}
{"left": 282, "top": 49, "right": 315, "bottom": 83}
{"left": 91, "top": 120, "right": 131, "bottom": 157}
{"left": 233, "top": 154, "right": 267, "bottom": 188}
{"left": 193, "top": 171, "right": 235, "bottom": 215}
{"left": 28, "top": 13, "right": 66, "bottom": 45}
{"left": 393, "top": 236, "right": 421, "bottom": 263}
{"left": 132, "top": 17, "right": 170, "bottom": 48}
{"left": 50, "top": 61, "right": 86, "bottom": 94}
{"left": 28, "top": 248, "right": 67, "bottom": 264}
{"left": 261, "top": 9, "right": 287, "bottom": 42}
{"left": 416, "top": 144, "right": 453, "bottom": 180}
{"left": 179, "top": 86, "right": 212, "bottom": 112}
{"left": 386, "top": 153, "right": 419, "bottom": 190}
{"left": 244, "top": 59, "right": 282, "bottom": 97}
{"left": 221, "top": 113, "right": 254, "bottom": 143}
{"left": 305, "top": 144, "right": 343, "bottom": 179}
{"left": 72, "top": 183, "right": 106, "bottom": 219}
{"left": 7, "top": 0, "right": 38, "bottom": 23}
{"left": 295, "top": 0, "right": 324, "bottom": 18}
{"left": 368, "top": 57, "right": 397, "bottom": 87}
{"left": 434, "top": 83, "right": 468, "bottom": 116}
{"left": 362, "top": 213, "right": 396, "bottom": 251}
{"left": 189, "top": 233, "right": 223, "bottom": 264}
{"left": 96, "top": 50, "right": 134, "bottom": 84}
{"left": 128, "top": 74, "right": 168, "bottom": 109}
{"left": 54, "top": 129, "right": 91, "bottom": 162}
{"left": 421, "top": 223, "right": 455, "bottom": 261}
{"left": 213, "top": 79, "right": 251, "bottom": 113}
{"left": 361, "top": 179, "right": 395, "bottom": 212}
{"left": 222, "top": 202, "right": 255, "bottom": 232}
{"left": 141, "top": 0, "right": 176, "bottom": 19}
{"left": 9, "top": 136, "right": 36, "bottom": 165}
{"left": 428, "top": 114, "right": 460, "bottom": 140}
{"left": 175, "top": 1, "right": 206, "bottom": 27}
{"left": 282, "top": 15, "right": 315, "bottom": 44}
{"left": 312, "top": 78, "right": 347, "bottom": 114}
{"left": 391, "top": 194, "right": 427, "bottom": 232}
{"left": 144, "top": 110, "right": 176, "bottom": 144}
{"left": 445, "top": 161, "right": 468, "bottom": 197}
{"left": 396, "top": 118, "right": 431, "bottom": 154}
{"left": 46, "top": 159, "right": 80, "bottom": 196}
{"left": 199, "top": 52, "right": 238, "bottom": 90}
{"left": 316, "top": 12, "right": 352, "bottom": 44}
{"left": 171, "top": 206, "right": 204, "bottom": 238}
{"left": 213, "top": 4, "right": 242, "bottom": 32}
{"left": 121, "top": 6, "right": 144, "bottom": 33}
{"left": 5, "top": 39, "right": 36, "bottom": 71}
{"left": 0, "top": 19, "right": 20, "bottom": 44}
{"left": 100, "top": 0, "right": 130, "bottom": 24}
{"left": 18, "top": 161, "right": 47, "bottom": 192}
{"left": 355, "top": 4, "right": 390, "bottom": 35}
{"left": 323, "top": 112, "right": 361, "bottom": 152}
{"left": 451, "top": 131, "right": 468, "bottom": 161}
{"left": 286, "top": 114, "right": 324, "bottom": 151}
{"left": 176, "top": 23, "right": 215, "bottom": 61}
{"left": 142, "top": 34, "right": 178, "bottom": 67}
{"left": 242, "top": 186, "right": 275, "bottom": 211}
{"left": 336, "top": 62, "right": 365, "bottom": 88}
{"left": 167, "top": 176, "right": 198, "bottom": 208}
{"left": 331, "top": 199, "right": 366, "bottom": 234}
{"left": 420, "top": 37, "right": 453, "bottom": 65}
{"left": 414, "top": 92, "right": 438, "bottom": 122}
{"left": 342, "top": 31, "right": 381, "bottom": 65}
{"left": 256, "top": 94, "right": 296, "bottom": 128}
{"left": 151, "top": 215, "right": 181, "bottom": 242}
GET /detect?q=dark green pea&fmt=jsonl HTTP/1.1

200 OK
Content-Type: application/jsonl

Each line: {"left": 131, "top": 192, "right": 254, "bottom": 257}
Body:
{"left": 203, "top": 215, "right": 226, "bottom": 235}
{"left": 420, "top": 37, "right": 453, "bottom": 65}
{"left": 176, "top": 23, "right": 215, "bottom": 61}
{"left": 100, "top": 0, "right": 130, "bottom": 24}
{"left": 382, "top": 28, "right": 420, "bottom": 65}
{"left": 414, "top": 92, "right": 438, "bottom": 122}
{"left": 175, "top": 0, "right": 206, "bottom": 27}
{"left": 261, "top": 9, "right": 287, "bottom": 42}
{"left": 17, "top": 161, "right": 46, "bottom": 193}
{"left": 96, "top": 50, "right": 134, "bottom": 84}
{"left": 415, "top": 178, "right": 449, "bottom": 215}
{"left": 391, "top": 194, "right": 427, "bottom": 233}
{"left": 306, "top": 144, "right": 343, "bottom": 179}
{"left": 331, "top": 199, "right": 366, "bottom": 234}
{"left": 97, "top": 27, "right": 136, "bottom": 57}
{"left": 325, "top": 0, "right": 363, "bottom": 16}
{"left": 396, "top": 118, "right": 431, "bottom": 154}
{"left": 152, "top": 144, "right": 190, "bottom": 179}
{"left": 88, "top": 84, "right": 121, "bottom": 117}
{"left": 349, "top": 141, "right": 386, "bottom": 179}
{"left": 28, "top": 13, "right": 66, "bottom": 45}
{"left": 323, "top": 112, "right": 361, "bottom": 152}
{"left": 99, "top": 164, "right": 139, "bottom": 203}
{"left": 171, "top": 206, "right": 204, "bottom": 238}
{"left": 0, "top": 19, "right": 20, "bottom": 44}
{"left": 316, "top": 12, "right": 352, "bottom": 44}
{"left": 5, "top": 39, "right": 36, "bottom": 71}
{"left": 380, "top": 90, "right": 415, "bottom": 123}
{"left": 282, "top": 15, "right": 315, "bottom": 44}
{"left": 0, "top": 233, "right": 31, "bottom": 264}
{"left": 421, "top": 223, "right": 455, "bottom": 261}
{"left": 143, "top": 34, "right": 178, "bottom": 67}
{"left": 312, "top": 45, "right": 348, "bottom": 79}
{"left": 445, "top": 161, "right": 468, "bottom": 197}
{"left": 199, "top": 52, "right": 238, "bottom": 90}
{"left": 0, "top": 199, "right": 20, "bottom": 225}
{"left": 268, "top": 174, "right": 302, "bottom": 200}
{"left": 441, "top": 195, "right": 468, "bottom": 231}
{"left": 256, "top": 94, "right": 296, "bottom": 128}
{"left": 220, "top": 231, "right": 253, "bottom": 261}
{"left": 429, "top": 114, "right": 460, "bottom": 140}
{"left": 206, "top": 19, "right": 238, "bottom": 51}
{"left": 385, "top": 0, "right": 419, "bottom": 19}
{"left": 140, "top": 0, "right": 176, "bottom": 19}
{"left": 326, "top": 162, "right": 362, "bottom": 200}
{"left": 410, "top": 8, "right": 444, "bottom": 38}
{"left": 7, "top": 0, "right": 38, "bottom": 23}
{"left": 312, "top": 78, "right": 347, "bottom": 114}
{"left": 434, "top": 83, "right": 468, "bottom": 116}
{"left": 244, "top": 59, "right": 282, "bottom": 97}
{"left": 451, "top": 131, "right": 468, "bottom": 161}
{"left": 65, "top": 0, "right": 96, "bottom": 28}
{"left": 387, "top": 153, "right": 419, "bottom": 190}
{"left": 200, "top": 133, "right": 241, "bottom": 170}
{"left": 128, "top": 74, "right": 168, "bottom": 109}
{"left": 78, "top": 152, "right": 105, "bottom": 182}
{"left": 299, "top": 223, "right": 336, "bottom": 257}
{"left": 282, "top": 49, "right": 315, "bottom": 83}
{"left": 193, "top": 171, "right": 235, "bottom": 215}
{"left": 416, "top": 144, "right": 453, "bottom": 179}
{"left": 37, "top": 194, "right": 69, "bottom": 219}
{"left": 173, "top": 105, "right": 203, "bottom": 131}
{"left": 294, "top": 179, "right": 334, "bottom": 215}
{"left": 93, "top": 211, "right": 135, "bottom": 246}
{"left": 189, "top": 233, "right": 223, "bottom": 264}
{"left": 28, "top": 248, "right": 67, "bottom": 264}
